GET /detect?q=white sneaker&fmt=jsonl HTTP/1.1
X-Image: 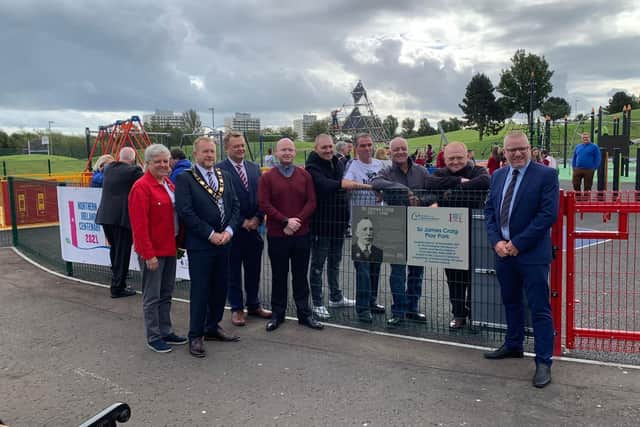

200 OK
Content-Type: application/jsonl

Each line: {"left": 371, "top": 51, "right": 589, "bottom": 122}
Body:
{"left": 312, "top": 305, "right": 331, "bottom": 320}
{"left": 328, "top": 297, "right": 356, "bottom": 308}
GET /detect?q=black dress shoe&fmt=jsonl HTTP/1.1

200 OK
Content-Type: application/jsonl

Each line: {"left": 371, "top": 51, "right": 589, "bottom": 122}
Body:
{"left": 266, "top": 318, "right": 283, "bottom": 332}
{"left": 484, "top": 344, "right": 524, "bottom": 359}
{"left": 189, "top": 337, "right": 205, "bottom": 358}
{"left": 405, "top": 312, "right": 427, "bottom": 323}
{"left": 298, "top": 316, "right": 324, "bottom": 330}
{"left": 386, "top": 315, "right": 404, "bottom": 327}
{"left": 110, "top": 288, "right": 136, "bottom": 298}
{"left": 204, "top": 327, "right": 240, "bottom": 342}
{"left": 370, "top": 303, "right": 386, "bottom": 314}
{"left": 533, "top": 363, "right": 551, "bottom": 388}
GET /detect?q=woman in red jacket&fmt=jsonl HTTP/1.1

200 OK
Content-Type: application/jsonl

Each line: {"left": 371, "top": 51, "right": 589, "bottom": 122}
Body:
{"left": 487, "top": 145, "right": 502, "bottom": 175}
{"left": 128, "top": 144, "right": 187, "bottom": 353}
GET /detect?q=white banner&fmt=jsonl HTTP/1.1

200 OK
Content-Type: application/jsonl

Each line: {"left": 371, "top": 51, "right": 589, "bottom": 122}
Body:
{"left": 406, "top": 207, "right": 470, "bottom": 269}
{"left": 56, "top": 186, "right": 190, "bottom": 279}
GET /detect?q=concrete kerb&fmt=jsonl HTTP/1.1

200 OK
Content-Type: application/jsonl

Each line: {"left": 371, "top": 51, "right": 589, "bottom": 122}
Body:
{"left": 10, "top": 246, "right": 640, "bottom": 372}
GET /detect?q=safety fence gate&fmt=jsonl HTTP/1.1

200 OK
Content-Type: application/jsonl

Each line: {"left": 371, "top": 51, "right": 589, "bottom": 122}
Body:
{"left": 554, "top": 190, "right": 640, "bottom": 359}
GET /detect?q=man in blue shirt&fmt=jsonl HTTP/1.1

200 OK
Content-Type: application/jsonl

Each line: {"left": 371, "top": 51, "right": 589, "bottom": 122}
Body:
{"left": 571, "top": 133, "right": 601, "bottom": 192}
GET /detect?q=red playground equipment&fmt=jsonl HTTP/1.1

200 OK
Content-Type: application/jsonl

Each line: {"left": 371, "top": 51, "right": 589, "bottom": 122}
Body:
{"left": 84, "top": 115, "right": 152, "bottom": 172}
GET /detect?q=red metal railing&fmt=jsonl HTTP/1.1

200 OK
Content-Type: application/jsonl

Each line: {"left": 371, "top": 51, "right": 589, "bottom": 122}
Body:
{"left": 562, "top": 191, "right": 640, "bottom": 353}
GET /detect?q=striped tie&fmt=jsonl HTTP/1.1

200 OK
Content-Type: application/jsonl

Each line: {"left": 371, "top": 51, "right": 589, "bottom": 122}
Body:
{"left": 236, "top": 164, "right": 248, "bottom": 191}
{"left": 500, "top": 169, "right": 520, "bottom": 229}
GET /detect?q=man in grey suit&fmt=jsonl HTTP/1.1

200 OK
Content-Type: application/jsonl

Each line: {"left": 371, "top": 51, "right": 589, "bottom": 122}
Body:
{"left": 96, "top": 146, "right": 143, "bottom": 298}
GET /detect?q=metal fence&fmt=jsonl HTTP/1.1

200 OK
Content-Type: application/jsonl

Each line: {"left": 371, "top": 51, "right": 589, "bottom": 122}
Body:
{"left": 5, "top": 177, "right": 640, "bottom": 364}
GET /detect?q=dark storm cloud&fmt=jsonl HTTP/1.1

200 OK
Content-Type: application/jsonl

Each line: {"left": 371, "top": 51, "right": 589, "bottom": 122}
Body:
{"left": 0, "top": 0, "right": 637, "bottom": 131}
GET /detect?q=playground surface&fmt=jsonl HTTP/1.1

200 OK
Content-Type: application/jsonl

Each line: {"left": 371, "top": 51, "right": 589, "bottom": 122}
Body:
{"left": 1, "top": 248, "right": 639, "bottom": 426}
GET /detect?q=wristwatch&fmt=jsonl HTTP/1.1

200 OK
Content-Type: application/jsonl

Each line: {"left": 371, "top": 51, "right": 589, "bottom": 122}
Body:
{"left": 282, "top": 218, "right": 289, "bottom": 227}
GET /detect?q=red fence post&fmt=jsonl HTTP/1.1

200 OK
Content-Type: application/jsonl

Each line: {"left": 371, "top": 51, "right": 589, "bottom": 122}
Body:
{"left": 550, "top": 190, "right": 565, "bottom": 356}
{"left": 564, "top": 191, "right": 577, "bottom": 349}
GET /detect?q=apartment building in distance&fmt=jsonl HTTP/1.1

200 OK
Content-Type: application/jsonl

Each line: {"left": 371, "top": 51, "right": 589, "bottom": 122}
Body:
{"left": 143, "top": 110, "right": 185, "bottom": 128}
{"left": 293, "top": 114, "right": 317, "bottom": 141}
{"left": 223, "top": 112, "right": 261, "bottom": 132}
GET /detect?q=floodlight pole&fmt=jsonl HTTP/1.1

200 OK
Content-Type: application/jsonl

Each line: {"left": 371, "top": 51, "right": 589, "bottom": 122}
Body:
{"left": 528, "top": 72, "right": 536, "bottom": 144}
{"left": 48, "top": 120, "right": 55, "bottom": 155}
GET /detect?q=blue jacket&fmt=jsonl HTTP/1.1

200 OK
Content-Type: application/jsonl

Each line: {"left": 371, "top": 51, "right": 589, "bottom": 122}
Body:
{"left": 572, "top": 142, "right": 601, "bottom": 170}
{"left": 91, "top": 170, "right": 105, "bottom": 188}
{"left": 485, "top": 162, "right": 559, "bottom": 264}
{"left": 216, "top": 159, "right": 264, "bottom": 222}
{"left": 170, "top": 159, "right": 192, "bottom": 183}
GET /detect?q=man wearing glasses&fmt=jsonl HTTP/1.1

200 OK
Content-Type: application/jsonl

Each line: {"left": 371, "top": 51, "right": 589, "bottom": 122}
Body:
{"left": 484, "top": 131, "right": 559, "bottom": 388}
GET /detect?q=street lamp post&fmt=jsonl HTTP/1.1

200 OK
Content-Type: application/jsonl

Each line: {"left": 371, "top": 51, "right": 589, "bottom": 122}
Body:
{"left": 528, "top": 72, "right": 536, "bottom": 144}
{"left": 208, "top": 107, "right": 215, "bottom": 130}
{"left": 48, "top": 120, "right": 55, "bottom": 155}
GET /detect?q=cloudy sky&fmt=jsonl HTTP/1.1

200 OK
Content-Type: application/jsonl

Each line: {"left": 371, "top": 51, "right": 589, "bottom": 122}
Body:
{"left": 1, "top": 0, "right": 639, "bottom": 134}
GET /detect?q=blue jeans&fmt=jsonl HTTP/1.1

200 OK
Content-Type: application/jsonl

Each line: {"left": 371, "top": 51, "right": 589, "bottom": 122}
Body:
{"left": 309, "top": 235, "right": 345, "bottom": 306}
{"left": 354, "top": 261, "right": 381, "bottom": 314}
{"left": 389, "top": 264, "right": 424, "bottom": 317}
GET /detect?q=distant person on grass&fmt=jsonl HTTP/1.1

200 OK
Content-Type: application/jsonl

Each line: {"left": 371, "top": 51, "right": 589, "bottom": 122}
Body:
{"left": 572, "top": 132, "right": 601, "bottom": 193}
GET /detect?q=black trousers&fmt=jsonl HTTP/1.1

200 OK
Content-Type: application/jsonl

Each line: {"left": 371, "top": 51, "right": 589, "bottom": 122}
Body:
{"left": 445, "top": 268, "right": 471, "bottom": 319}
{"left": 267, "top": 234, "right": 312, "bottom": 321}
{"left": 102, "top": 224, "right": 133, "bottom": 292}
{"left": 187, "top": 248, "right": 230, "bottom": 339}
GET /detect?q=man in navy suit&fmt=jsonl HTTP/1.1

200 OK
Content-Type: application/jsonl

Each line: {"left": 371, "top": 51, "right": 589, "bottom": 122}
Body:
{"left": 484, "top": 131, "right": 559, "bottom": 388}
{"left": 175, "top": 136, "right": 242, "bottom": 358}
{"left": 217, "top": 131, "right": 272, "bottom": 326}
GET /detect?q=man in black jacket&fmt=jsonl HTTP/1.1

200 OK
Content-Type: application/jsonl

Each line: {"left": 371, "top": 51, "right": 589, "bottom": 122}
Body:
{"left": 95, "top": 146, "right": 143, "bottom": 298}
{"left": 306, "top": 134, "right": 354, "bottom": 320}
{"left": 425, "top": 141, "right": 490, "bottom": 329}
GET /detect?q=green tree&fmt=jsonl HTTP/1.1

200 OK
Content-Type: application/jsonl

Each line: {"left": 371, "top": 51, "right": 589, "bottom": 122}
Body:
{"left": 607, "top": 91, "right": 637, "bottom": 114}
{"left": 417, "top": 118, "right": 437, "bottom": 136}
{"left": 382, "top": 115, "right": 399, "bottom": 137}
{"left": 497, "top": 49, "right": 554, "bottom": 117}
{"left": 182, "top": 109, "right": 202, "bottom": 133}
{"left": 540, "top": 96, "right": 571, "bottom": 120}
{"left": 459, "top": 73, "right": 508, "bottom": 140}
{"left": 305, "top": 120, "right": 329, "bottom": 141}
{"left": 277, "top": 126, "right": 298, "bottom": 140}
{"left": 401, "top": 117, "right": 415, "bottom": 138}
{"left": 0, "top": 130, "right": 9, "bottom": 148}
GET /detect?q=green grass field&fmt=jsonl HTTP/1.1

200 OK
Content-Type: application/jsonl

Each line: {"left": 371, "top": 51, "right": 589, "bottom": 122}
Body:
{"left": 1, "top": 110, "right": 638, "bottom": 174}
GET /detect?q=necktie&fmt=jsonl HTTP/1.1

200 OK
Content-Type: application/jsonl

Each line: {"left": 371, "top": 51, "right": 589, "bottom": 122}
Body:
{"left": 500, "top": 169, "right": 520, "bottom": 229}
{"left": 364, "top": 246, "right": 371, "bottom": 258}
{"left": 207, "top": 170, "right": 225, "bottom": 224}
{"left": 236, "top": 164, "right": 249, "bottom": 191}
{"left": 206, "top": 171, "right": 216, "bottom": 190}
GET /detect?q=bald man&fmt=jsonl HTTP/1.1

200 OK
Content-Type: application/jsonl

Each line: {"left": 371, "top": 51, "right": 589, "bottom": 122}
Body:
{"left": 96, "top": 146, "right": 143, "bottom": 298}
{"left": 425, "top": 141, "right": 490, "bottom": 329}
{"left": 258, "top": 138, "right": 323, "bottom": 332}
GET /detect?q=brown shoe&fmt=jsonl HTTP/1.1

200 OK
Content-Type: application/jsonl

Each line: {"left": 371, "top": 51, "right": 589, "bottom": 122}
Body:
{"left": 231, "top": 310, "right": 246, "bottom": 326}
{"left": 204, "top": 326, "right": 240, "bottom": 342}
{"left": 189, "top": 337, "right": 205, "bottom": 358}
{"left": 247, "top": 306, "right": 272, "bottom": 319}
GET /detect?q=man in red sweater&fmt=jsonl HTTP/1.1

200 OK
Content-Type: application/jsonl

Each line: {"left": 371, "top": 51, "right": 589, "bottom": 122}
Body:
{"left": 258, "top": 138, "right": 323, "bottom": 332}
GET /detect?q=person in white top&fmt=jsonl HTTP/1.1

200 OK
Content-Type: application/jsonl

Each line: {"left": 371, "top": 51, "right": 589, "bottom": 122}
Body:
{"left": 342, "top": 133, "right": 385, "bottom": 205}
{"left": 541, "top": 149, "right": 557, "bottom": 170}
{"left": 341, "top": 133, "right": 387, "bottom": 322}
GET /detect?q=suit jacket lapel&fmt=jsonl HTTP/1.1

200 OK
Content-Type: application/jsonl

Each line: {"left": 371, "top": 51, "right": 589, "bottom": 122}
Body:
{"left": 511, "top": 166, "right": 532, "bottom": 213}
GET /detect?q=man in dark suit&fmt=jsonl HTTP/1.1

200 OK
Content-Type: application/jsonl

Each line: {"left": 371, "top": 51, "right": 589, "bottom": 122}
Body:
{"left": 95, "top": 146, "right": 143, "bottom": 298}
{"left": 351, "top": 217, "right": 383, "bottom": 323}
{"left": 216, "top": 131, "right": 271, "bottom": 326}
{"left": 484, "top": 131, "right": 559, "bottom": 388}
{"left": 175, "top": 136, "right": 242, "bottom": 358}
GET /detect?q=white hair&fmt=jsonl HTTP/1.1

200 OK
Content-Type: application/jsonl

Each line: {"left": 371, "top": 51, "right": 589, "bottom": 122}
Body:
{"left": 119, "top": 146, "right": 136, "bottom": 163}
{"left": 144, "top": 144, "right": 170, "bottom": 162}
